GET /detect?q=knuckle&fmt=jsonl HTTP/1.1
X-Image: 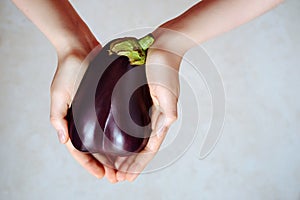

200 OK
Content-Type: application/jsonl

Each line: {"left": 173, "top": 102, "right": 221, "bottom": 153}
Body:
{"left": 50, "top": 88, "right": 62, "bottom": 99}
{"left": 49, "top": 115, "right": 57, "bottom": 124}
{"left": 49, "top": 114, "right": 62, "bottom": 128}
{"left": 83, "top": 157, "right": 95, "bottom": 166}
{"left": 166, "top": 113, "right": 177, "bottom": 124}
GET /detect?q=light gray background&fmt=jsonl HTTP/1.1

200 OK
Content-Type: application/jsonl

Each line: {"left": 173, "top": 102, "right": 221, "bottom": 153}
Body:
{"left": 1, "top": 0, "right": 299, "bottom": 199}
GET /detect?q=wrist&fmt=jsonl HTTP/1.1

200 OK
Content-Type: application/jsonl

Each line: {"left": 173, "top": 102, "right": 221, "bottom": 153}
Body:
{"left": 151, "top": 20, "right": 198, "bottom": 57}
{"left": 55, "top": 23, "right": 100, "bottom": 61}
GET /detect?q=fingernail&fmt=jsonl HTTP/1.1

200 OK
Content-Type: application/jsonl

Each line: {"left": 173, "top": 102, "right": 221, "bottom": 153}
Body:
{"left": 57, "top": 130, "right": 66, "bottom": 143}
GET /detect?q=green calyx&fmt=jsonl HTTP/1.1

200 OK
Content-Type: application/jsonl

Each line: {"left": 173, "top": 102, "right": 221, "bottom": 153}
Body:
{"left": 108, "top": 34, "right": 154, "bottom": 65}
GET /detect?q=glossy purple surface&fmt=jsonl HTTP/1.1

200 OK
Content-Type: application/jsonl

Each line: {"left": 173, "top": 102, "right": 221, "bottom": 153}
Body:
{"left": 67, "top": 38, "right": 152, "bottom": 157}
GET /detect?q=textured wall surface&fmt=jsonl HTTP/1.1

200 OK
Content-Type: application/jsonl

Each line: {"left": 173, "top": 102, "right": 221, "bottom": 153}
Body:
{"left": 0, "top": 0, "right": 299, "bottom": 199}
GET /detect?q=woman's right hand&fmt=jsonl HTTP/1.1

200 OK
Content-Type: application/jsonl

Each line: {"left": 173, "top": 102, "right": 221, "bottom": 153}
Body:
{"left": 50, "top": 51, "right": 119, "bottom": 183}
{"left": 12, "top": 0, "right": 119, "bottom": 182}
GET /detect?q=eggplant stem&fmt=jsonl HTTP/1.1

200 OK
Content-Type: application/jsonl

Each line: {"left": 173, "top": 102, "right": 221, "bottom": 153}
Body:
{"left": 138, "top": 34, "right": 155, "bottom": 50}
{"left": 109, "top": 34, "right": 154, "bottom": 65}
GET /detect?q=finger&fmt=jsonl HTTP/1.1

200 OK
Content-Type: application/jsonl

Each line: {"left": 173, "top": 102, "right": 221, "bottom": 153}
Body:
{"left": 92, "top": 153, "right": 119, "bottom": 183}
{"left": 153, "top": 111, "right": 166, "bottom": 135}
{"left": 121, "top": 87, "right": 176, "bottom": 182}
{"left": 150, "top": 104, "right": 161, "bottom": 131}
{"left": 152, "top": 113, "right": 169, "bottom": 143}
{"left": 114, "top": 156, "right": 127, "bottom": 170}
{"left": 125, "top": 152, "right": 154, "bottom": 182}
{"left": 147, "top": 120, "right": 170, "bottom": 156}
{"left": 155, "top": 85, "right": 178, "bottom": 128}
{"left": 92, "top": 153, "right": 115, "bottom": 169}
{"left": 50, "top": 90, "right": 71, "bottom": 144}
{"left": 115, "top": 155, "right": 137, "bottom": 181}
{"left": 125, "top": 125, "right": 169, "bottom": 182}
{"left": 65, "top": 141, "right": 105, "bottom": 179}
{"left": 103, "top": 165, "right": 118, "bottom": 183}
{"left": 113, "top": 112, "right": 168, "bottom": 179}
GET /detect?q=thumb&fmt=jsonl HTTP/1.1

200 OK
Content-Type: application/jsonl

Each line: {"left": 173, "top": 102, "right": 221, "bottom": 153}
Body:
{"left": 150, "top": 85, "right": 178, "bottom": 134}
{"left": 157, "top": 86, "right": 178, "bottom": 128}
{"left": 50, "top": 91, "right": 70, "bottom": 144}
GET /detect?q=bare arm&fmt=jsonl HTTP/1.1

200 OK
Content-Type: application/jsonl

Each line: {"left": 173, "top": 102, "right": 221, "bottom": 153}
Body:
{"left": 12, "top": 0, "right": 284, "bottom": 182}
{"left": 12, "top": 0, "right": 99, "bottom": 57}
{"left": 119, "top": 0, "right": 284, "bottom": 182}
{"left": 153, "top": 0, "right": 284, "bottom": 58}
{"left": 11, "top": 0, "right": 107, "bottom": 181}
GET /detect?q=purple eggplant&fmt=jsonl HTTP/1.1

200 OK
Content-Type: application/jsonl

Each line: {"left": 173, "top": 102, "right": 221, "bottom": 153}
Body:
{"left": 67, "top": 35, "right": 154, "bottom": 158}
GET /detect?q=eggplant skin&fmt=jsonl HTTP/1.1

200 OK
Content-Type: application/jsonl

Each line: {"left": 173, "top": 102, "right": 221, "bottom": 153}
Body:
{"left": 67, "top": 38, "right": 153, "bottom": 157}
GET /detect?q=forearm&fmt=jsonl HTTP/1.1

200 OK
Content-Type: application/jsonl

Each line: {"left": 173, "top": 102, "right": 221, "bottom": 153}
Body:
{"left": 153, "top": 0, "right": 284, "bottom": 55}
{"left": 12, "top": 0, "right": 98, "bottom": 57}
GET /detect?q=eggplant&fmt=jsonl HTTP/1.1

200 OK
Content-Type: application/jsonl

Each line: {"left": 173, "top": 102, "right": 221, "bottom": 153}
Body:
{"left": 67, "top": 35, "right": 154, "bottom": 158}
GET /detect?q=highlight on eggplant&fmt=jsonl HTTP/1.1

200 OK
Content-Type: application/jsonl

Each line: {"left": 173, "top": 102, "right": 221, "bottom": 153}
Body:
{"left": 67, "top": 34, "right": 155, "bottom": 158}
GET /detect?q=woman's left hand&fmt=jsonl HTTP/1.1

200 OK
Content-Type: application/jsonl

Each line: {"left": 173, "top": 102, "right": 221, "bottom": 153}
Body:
{"left": 115, "top": 46, "right": 182, "bottom": 181}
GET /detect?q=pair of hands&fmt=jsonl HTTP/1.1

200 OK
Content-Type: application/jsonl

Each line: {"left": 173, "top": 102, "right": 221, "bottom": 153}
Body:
{"left": 13, "top": 0, "right": 283, "bottom": 184}
{"left": 50, "top": 40, "right": 182, "bottom": 183}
